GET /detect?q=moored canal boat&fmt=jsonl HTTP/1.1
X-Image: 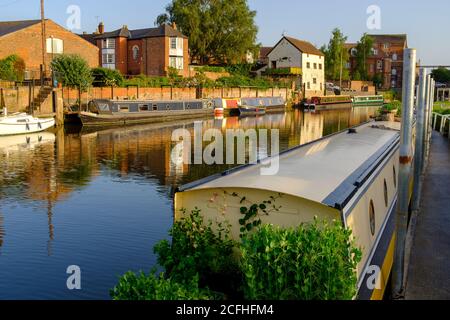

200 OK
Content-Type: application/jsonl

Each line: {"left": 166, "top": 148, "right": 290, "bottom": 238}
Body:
{"left": 174, "top": 120, "right": 410, "bottom": 300}
{"left": 78, "top": 99, "right": 214, "bottom": 127}
{"left": 352, "top": 95, "right": 385, "bottom": 107}
{"left": 238, "top": 105, "right": 266, "bottom": 116}
{"left": 213, "top": 97, "right": 287, "bottom": 116}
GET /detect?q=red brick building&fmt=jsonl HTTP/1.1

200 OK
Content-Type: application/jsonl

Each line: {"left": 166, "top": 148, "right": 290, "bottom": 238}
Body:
{"left": 0, "top": 19, "right": 99, "bottom": 78}
{"left": 81, "top": 23, "right": 189, "bottom": 77}
{"left": 346, "top": 34, "right": 408, "bottom": 90}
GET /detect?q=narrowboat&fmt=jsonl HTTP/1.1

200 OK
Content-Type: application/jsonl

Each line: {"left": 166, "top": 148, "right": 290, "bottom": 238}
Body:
{"left": 353, "top": 95, "right": 385, "bottom": 107}
{"left": 212, "top": 97, "right": 287, "bottom": 116}
{"left": 174, "top": 120, "right": 411, "bottom": 300}
{"left": 78, "top": 99, "right": 214, "bottom": 127}
{"left": 238, "top": 105, "right": 266, "bottom": 116}
{"left": 300, "top": 95, "right": 353, "bottom": 110}
{"left": 0, "top": 108, "right": 55, "bottom": 136}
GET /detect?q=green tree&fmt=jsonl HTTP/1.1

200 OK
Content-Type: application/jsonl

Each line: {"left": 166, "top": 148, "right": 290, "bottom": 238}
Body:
{"left": 0, "top": 55, "right": 25, "bottom": 81}
{"left": 92, "top": 67, "right": 124, "bottom": 87}
{"left": 156, "top": 0, "right": 259, "bottom": 65}
{"left": 51, "top": 54, "right": 93, "bottom": 91}
{"left": 322, "top": 28, "right": 350, "bottom": 81}
{"left": 354, "top": 33, "right": 374, "bottom": 81}
{"left": 431, "top": 67, "right": 450, "bottom": 84}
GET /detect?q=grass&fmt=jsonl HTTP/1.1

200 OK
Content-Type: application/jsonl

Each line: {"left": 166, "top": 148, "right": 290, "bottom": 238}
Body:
{"left": 434, "top": 101, "right": 450, "bottom": 115}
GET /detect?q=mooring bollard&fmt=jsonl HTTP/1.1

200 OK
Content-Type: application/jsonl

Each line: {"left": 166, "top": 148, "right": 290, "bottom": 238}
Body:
{"left": 412, "top": 68, "right": 427, "bottom": 212}
{"left": 392, "top": 48, "right": 417, "bottom": 298}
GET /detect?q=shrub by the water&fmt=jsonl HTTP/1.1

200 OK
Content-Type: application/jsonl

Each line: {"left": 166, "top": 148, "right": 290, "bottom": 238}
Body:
{"left": 240, "top": 221, "right": 362, "bottom": 300}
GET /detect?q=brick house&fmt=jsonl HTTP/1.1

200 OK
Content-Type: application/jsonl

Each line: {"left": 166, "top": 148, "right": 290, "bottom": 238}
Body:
{"left": 0, "top": 19, "right": 99, "bottom": 78}
{"left": 346, "top": 34, "right": 408, "bottom": 90}
{"left": 81, "top": 23, "right": 189, "bottom": 77}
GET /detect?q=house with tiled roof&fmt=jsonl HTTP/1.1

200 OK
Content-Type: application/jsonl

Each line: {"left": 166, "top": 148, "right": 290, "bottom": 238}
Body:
{"left": 80, "top": 22, "right": 189, "bottom": 77}
{"left": 346, "top": 34, "right": 408, "bottom": 90}
{"left": 0, "top": 19, "right": 98, "bottom": 78}
{"left": 266, "top": 36, "right": 325, "bottom": 97}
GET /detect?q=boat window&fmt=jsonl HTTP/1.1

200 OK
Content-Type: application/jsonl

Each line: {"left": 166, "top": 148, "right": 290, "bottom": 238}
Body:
{"left": 384, "top": 179, "right": 388, "bottom": 207}
{"left": 186, "top": 104, "right": 191, "bottom": 110}
{"left": 369, "top": 200, "right": 376, "bottom": 236}
{"left": 17, "top": 119, "right": 28, "bottom": 123}
{"left": 139, "top": 104, "right": 149, "bottom": 111}
{"left": 119, "top": 105, "right": 129, "bottom": 112}
{"left": 153, "top": 105, "right": 158, "bottom": 111}
{"left": 393, "top": 166, "right": 397, "bottom": 188}
{"left": 166, "top": 105, "right": 171, "bottom": 110}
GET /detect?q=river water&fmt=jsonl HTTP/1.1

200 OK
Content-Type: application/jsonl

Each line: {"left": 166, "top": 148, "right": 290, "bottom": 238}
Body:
{"left": 0, "top": 107, "right": 378, "bottom": 299}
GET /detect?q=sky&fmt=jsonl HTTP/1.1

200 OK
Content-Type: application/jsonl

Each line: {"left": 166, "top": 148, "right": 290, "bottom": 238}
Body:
{"left": 0, "top": 0, "right": 449, "bottom": 65}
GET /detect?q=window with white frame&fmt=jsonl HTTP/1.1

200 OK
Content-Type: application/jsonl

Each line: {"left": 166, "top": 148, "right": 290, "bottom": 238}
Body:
{"left": 46, "top": 38, "right": 64, "bottom": 54}
{"left": 102, "top": 38, "right": 116, "bottom": 49}
{"left": 169, "top": 56, "right": 184, "bottom": 70}
{"left": 102, "top": 54, "right": 115, "bottom": 64}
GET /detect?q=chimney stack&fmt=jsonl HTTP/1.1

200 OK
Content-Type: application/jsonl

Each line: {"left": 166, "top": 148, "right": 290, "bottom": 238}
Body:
{"left": 98, "top": 22, "right": 104, "bottom": 34}
{"left": 172, "top": 22, "right": 177, "bottom": 30}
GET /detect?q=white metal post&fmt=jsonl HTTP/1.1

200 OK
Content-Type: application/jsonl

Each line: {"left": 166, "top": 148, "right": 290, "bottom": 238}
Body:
{"left": 412, "top": 68, "right": 427, "bottom": 211}
{"left": 392, "top": 48, "right": 417, "bottom": 298}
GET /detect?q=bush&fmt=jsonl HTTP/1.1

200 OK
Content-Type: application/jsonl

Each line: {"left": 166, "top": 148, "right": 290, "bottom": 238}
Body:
{"left": 51, "top": 54, "right": 93, "bottom": 91}
{"left": 240, "top": 220, "right": 362, "bottom": 300}
{"left": 111, "top": 272, "right": 215, "bottom": 300}
{"left": 92, "top": 67, "right": 124, "bottom": 87}
{"left": 0, "top": 55, "right": 25, "bottom": 81}
{"left": 154, "top": 208, "right": 237, "bottom": 285}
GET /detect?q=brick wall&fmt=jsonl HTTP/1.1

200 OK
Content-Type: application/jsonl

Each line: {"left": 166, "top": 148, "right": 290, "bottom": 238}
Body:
{"left": 127, "top": 39, "right": 144, "bottom": 75}
{"left": 144, "top": 37, "right": 166, "bottom": 76}
{"left": 0, "top": 20, "right": 99, "bottom": 75}
{"left": 116, "top": 37, "right": 128, "bottom": 75}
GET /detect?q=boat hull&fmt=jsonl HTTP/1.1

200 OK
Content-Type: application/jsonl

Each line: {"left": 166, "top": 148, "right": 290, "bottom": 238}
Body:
{"left": 0, "top": 116, "right": 55, "bottom": 136}
{"left": 79, "top": 109, "right": 214, "bottom": 127}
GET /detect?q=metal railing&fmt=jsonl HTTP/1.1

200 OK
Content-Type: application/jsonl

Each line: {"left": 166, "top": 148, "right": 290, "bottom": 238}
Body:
{"left": 432, "top": 112, "right": 450, "bottom": 138}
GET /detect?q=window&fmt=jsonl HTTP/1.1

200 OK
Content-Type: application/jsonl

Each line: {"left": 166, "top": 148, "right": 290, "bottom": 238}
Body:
{"left": 384, "top": 179, "right": 389, "bottom": 207}
{"left": 313, "top": 78, "right": 317, "bottom": 85}
{"left": 351, "top": 48, "right": 357, "bottom": 56}
{"left": 306, "top": 62, "right": 310, "bottom": 69}
{"left": 393, "top": 166, "right": 397, "bottom": 188}
{"left": 132, "top": 45, "right": 140, "bottom": 61}
{"left": 307, "top": 82, "right": 311, "bottom": 90}
{"left": 384, "top": 43, "right": 390, "bottom": 49}
{"left": 271, "top": 61, "right": 277, "bottom": 69}
{"left": 170, "top": 37, "right": 177, "bottom": 50}
{"left": 169, "top": 56, "right": 184, "bottom": 70}
{"left": 313, "top": 63, "right": 317, "bottom": 69}
{"left": 371, "top": 48, "right": 378, "bottom": 56}
{"left": 46, "top": 38, "right": 64, "bottom": 54}
{"left": 102, "top": 54, "right": 115, "bottom": 64}
{"left": 392, "top": 68, "right": 397, "bottom": 76}
{"left": 319, "top": 64, "right": 322, "bottom": 70}
{"left": 369, "top": 200, "right": 376, "bottom": 236}
{"left": 320, "top": 83, "right": 323, "bottom": 91}
{"left": 377, "top": 60, "right": 383, "bottom": 70}
{"left": 102, "top": 38, "right": 116, "bottom": 49}
{"left": 392, "top": 53, "right": 398, "bottom": 61}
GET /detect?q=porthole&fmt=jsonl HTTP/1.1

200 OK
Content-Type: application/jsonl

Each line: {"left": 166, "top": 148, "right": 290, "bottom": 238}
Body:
{"left": 166, "top": 105, "right": 171, "bottom": 110}
{"left": 369, "top": 200, "right": 376, "bottom": 236}
{"left": 393, "top": 166, "right": 397, "bottom": 188}
{"left": 384, "top": 179, "right": 389, "bottom": 207}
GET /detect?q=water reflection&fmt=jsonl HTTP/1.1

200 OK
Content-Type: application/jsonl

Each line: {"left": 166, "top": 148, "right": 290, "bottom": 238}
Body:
{"left": 0, "top": 107, "right": 378, "bottom": 299}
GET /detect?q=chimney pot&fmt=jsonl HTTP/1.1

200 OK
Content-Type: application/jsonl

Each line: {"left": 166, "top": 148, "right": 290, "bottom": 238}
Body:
{"left": 98, "top": 22, "right": 104, "bottom": 34}
{"left": 172, "top": 22, "right": 177, "bottom": 30}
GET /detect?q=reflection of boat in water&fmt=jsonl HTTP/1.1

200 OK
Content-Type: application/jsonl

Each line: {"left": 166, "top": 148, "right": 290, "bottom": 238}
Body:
{"left": 0, "top": 109, "right": 55, "bottom": 136}
{"left": 0, "top": 132, "right": 56, "bottom": 152}
{"left": 175, "top": 121, "right": 408, "bottom": 300}
{"left": 297, "top": 96, "right": 353, "bottom": 111}
{"left": 78, "top": 99, "right": 214, "bottom": 127}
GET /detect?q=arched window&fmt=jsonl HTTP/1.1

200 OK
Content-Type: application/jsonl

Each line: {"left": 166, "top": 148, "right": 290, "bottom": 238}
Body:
{"left": 132, "top": 45, "right": 140, "bottom": 61}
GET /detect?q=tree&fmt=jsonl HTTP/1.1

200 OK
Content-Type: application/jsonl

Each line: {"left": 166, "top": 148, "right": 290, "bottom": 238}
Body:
{"left": 92, "top": 67, "right": 124, "bottom": 87}
{"left": 51, "top": 54, "right": 93, "bottom": 91}
{"left": 354, "top": 33, "right": 374, "bottom": 81}
{"left": 322, "top": 28, "right": 350, "bottom": 81}
{"left": 0, "top": 55, "right": 25, "bottom": 81}
{"left": 431, "top": 67, "right": 450, "bottom": 84}
{"left": 156, "top": 0, "right": 259, "bottom": 65}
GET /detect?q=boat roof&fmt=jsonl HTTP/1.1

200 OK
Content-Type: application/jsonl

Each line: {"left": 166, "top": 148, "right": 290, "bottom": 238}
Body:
{"left": 179, "top": 121, "right": 401, "bottom": 209}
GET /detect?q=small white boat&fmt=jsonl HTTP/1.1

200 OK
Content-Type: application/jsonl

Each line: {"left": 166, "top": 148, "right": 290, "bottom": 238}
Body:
{"left": 0, "top": 108, "right": 55, "bottom": 136}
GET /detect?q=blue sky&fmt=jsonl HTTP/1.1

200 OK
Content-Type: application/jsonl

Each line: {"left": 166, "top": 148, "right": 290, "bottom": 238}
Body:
{"left": 1, "top": 0, "right": 448, "bottom": 65}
